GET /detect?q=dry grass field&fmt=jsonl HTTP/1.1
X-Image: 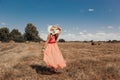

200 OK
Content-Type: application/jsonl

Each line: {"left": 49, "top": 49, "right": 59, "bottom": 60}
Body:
{"left": 0, "top": 42, "right": 120, "bottom": 80}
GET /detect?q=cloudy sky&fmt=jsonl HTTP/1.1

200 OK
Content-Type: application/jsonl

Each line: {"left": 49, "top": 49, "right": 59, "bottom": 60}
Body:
{"left": 0, "top": 0, "right": 120, "bottom": 41}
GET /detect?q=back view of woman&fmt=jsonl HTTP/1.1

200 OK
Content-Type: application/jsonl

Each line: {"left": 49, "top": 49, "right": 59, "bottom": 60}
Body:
{"left": 42, "top": 25, "right": 66, "bottom": 72}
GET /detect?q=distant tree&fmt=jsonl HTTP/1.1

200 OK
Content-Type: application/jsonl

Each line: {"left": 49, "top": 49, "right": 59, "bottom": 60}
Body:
{"left": 10, "top": 29, "right": 24, "bottom": 42}
{"left": 111, "top": 40, "right": 118, "bottom": 43}
{"left": 0, "top": 27, "right": 10, "bottom": 42}
{"left": 59, "top": 39, "right": 65, "bottom": 42}
{"left": 83, "top": 40, "right": 88, "bottom": 43}
{"left": 107, "top": 40, "right": 112, "bottom": 43}
{"left": 24, "top": 23, "right": 40, "bottom": 42}
{"left": 90, "top": 40, "right": 94, "bottom": 42}
{"left": 106, "top": 40, "right": 120, "bottom": 43}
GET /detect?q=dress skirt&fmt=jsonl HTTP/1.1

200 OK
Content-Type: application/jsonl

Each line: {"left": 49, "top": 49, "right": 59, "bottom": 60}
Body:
{"left": 43, "top": 43, "right": 66, "bottom": 69}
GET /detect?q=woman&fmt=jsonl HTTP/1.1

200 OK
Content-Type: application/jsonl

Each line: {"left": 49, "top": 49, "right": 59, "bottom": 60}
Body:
{"left": 42, "top": 25, "right": 66, "bottom": 72}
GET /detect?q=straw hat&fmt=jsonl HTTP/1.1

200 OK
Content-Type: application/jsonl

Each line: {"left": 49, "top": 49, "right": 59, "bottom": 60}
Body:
{"left": 48, "top": 25, "right": 60, "bottom": 34}
{"left": 48, "top": 25, "right": 53, "bottom": 33}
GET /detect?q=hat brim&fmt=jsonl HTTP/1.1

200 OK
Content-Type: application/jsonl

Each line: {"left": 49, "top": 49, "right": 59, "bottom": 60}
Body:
{"left": 48, "top": 25, "right": 53, "bottom": 33}
{"left": 48, "top": 25, "right": 61, "bottom": 34}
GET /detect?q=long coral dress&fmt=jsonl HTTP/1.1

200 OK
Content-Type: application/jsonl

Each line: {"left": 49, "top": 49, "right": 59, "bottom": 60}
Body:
{"left": 43, "top": 35, "right": 66, "bottom": 69}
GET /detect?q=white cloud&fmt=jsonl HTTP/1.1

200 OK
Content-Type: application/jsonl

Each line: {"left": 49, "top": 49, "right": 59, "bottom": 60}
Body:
{"left": 79, "top": 32, "right": 84, "bottom": 35}
{"left": 83, "top": 30, "right": 87, "bottom": 33}
{"left": 79, "top": 30, "right": 87, "bottom": 35}
{"left": 118, "top": 27, "right": 120, "bottom": 29}
{"left": 40, "top": 33, "right": 48, "bottom": 40}
{"left": 101, "top": 26, "right": 105, "bottom": 29}
{"left": 63, "top": 30, "right": 67, "bottom": 32}
{"left": 107, "top": 26, "right": 113, "bottom": 29}
{"left": 88, "top": 8, "right": 94, "bottom": 12}
{"left": 60, "top": 32, "right": 120, "bottom": 41}
{"left": 40, "top": 30, "right": 120, "bottom": 41}
{"left": 0, "top": 22, "right": 6, "bottom": 26}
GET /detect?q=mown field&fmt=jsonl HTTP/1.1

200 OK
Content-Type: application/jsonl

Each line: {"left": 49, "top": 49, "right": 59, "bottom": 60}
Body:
{"left": 0, "top": 42, "right": 120, "bottom": 80}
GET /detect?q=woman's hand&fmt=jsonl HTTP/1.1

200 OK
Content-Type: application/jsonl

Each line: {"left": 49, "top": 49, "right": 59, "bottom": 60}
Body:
{"left": 54, "top": 25, "right": 62, "bottom": 31}
{"left": 57, "top": 26, "right": 62, "bottom": 31}
{"left": 59, "top": 28, "right": 62, "bottom": 31}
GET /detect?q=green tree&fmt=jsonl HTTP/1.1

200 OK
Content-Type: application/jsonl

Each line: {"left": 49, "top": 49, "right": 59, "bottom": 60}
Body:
{"left": 59, "top": 39, "right": 65, "bottom": 42}
{"left": 0, "top": 27, "right": 10, "bottom": 42}
{"left": 10, "top": 29, "right": 24, "bottom": 42}
{"left": 24, "top": 23, "right": 40, "bottom": 42}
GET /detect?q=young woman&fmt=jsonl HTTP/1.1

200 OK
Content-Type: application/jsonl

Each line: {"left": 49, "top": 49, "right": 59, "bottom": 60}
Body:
{"left": 42, "top": 25, "right": 66, "bottom": 72}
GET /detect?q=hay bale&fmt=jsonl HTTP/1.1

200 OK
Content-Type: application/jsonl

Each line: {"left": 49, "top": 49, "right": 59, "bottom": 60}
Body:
{"left": 91, "top": 42, "right": 96, "bottom": 45}
{"left": 25, "top": 41, "right": 30, "bottom": 44}
{"left": 9, "top": 40, "right": 15, "bottom": 43}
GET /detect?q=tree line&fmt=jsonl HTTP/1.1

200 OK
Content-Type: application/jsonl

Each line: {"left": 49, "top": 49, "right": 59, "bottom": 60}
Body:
{"left": 0, "top": 23, "right": 42, "bottom": 42}
{"left": 0, "top": 23, "right": 66, "bottom": 43}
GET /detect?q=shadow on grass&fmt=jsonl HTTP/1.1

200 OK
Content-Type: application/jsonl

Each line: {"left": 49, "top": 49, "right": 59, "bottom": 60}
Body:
{"left": 30, "top": 64, "right": 61, "bottom": 75}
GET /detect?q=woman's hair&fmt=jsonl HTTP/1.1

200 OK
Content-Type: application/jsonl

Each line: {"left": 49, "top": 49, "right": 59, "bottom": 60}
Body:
{"left": 55, "top": 34, "right": 59, "bottom": 40}
{"left": 50, "top": 33, "right": 59, "bottom": 40}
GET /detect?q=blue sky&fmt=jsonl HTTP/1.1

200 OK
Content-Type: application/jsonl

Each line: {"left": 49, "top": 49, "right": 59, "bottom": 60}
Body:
{"left": 0, "top": 0, "right": 120, "bottom": 41}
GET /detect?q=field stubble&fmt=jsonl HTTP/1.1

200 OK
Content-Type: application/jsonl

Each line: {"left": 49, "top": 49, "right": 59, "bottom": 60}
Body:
{"left": 0, "top": 42, "right": 120, "bottom": 80}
